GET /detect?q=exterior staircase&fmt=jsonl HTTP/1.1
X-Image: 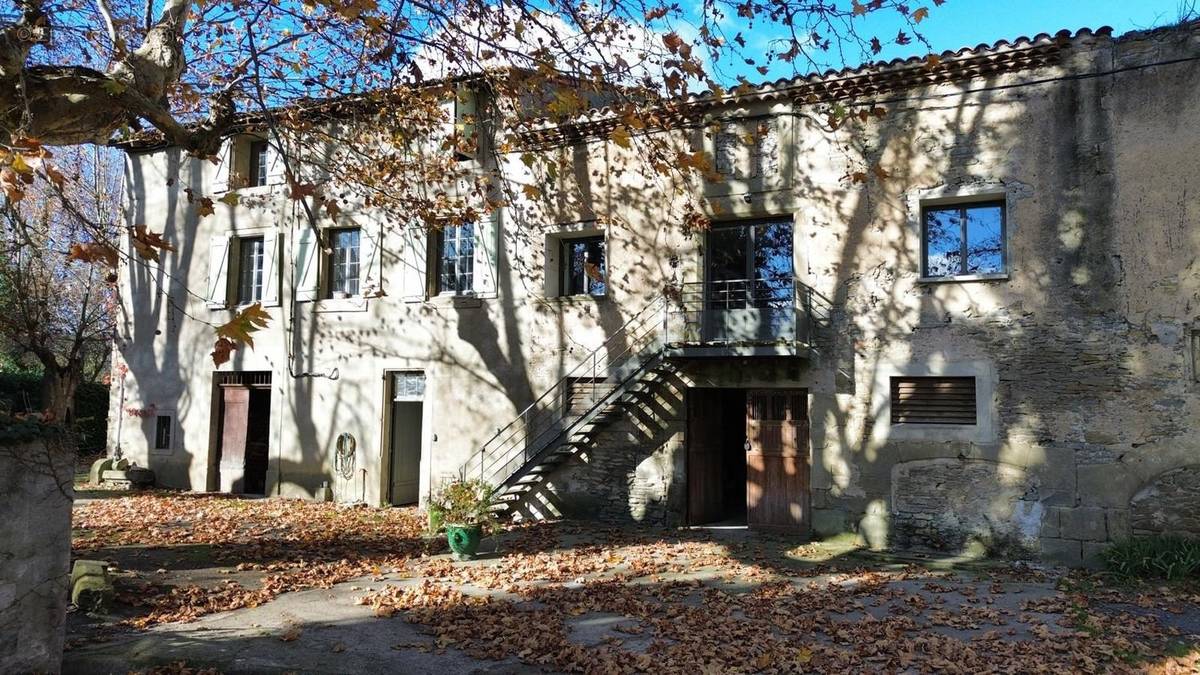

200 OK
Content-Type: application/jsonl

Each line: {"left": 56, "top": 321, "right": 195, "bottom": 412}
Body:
{"left": 458, "top": 282, "right": 833, "bottom": 519}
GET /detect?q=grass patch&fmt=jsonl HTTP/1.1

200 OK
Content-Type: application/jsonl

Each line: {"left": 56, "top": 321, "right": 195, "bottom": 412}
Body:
{"left": 1101, "top": 536, "right": 1200, "bottom": 581}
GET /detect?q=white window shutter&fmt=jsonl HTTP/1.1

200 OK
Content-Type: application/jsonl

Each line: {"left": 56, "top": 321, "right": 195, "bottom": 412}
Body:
{"left": 433, "top": 98, "right": 456, "bottom": 153}
{"left": 261, "top": 230, "right": 282, "bottom": 306}
{"left": 361, "top": 224, "right": 383, "bottom": 297}
{"left": 206, "top": 235, "right": 231, "bottom": 308}
{"left": 266, "top": 138, "right": 286, "bottom": 186}
{"left": 473, "top": 211, "right": 499, "bottom": 295}
{"left": 213, "top": 139, "right": 233, "bottom": 193}
{"left": 455, "top": 87, "right": 477, "bottom": 156}
{"left": 294, "top": 226, "right": 320, "bottom": 302}
{"left": 401, "top": 225, "right": 428, "bottom": 301}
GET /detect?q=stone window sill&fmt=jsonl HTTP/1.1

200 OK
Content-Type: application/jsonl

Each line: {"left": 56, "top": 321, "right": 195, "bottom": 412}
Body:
{"left": 918, "top": 273, "right": 1010, "bottom": 285}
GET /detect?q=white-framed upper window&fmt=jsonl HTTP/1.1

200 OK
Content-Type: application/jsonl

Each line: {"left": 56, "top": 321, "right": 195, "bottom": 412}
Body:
{"left": 327, "top": 227, "right": 361, "bottom": 298}
{"left": 921, "top": 200, "right": 1006, "bottom": 280}
{"left": 437, "top": 222, "right": 474, "bottom": 295}
{"left": 235, "top": 236, "right": 265, "bottom": 304}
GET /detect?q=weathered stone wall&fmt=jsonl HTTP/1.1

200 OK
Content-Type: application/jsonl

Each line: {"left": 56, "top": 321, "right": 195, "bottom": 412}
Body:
{"left": 539, "top": 369, "right": 687, "bottom": 526}
{"left": 0, "top": 439, "right": 74, "bottom": 674}
{"left": 113, "top": 23, "right": 1200, "bottom": 567}
{"left": 1130, "top": 466, "right": 1200, "bottom": 537}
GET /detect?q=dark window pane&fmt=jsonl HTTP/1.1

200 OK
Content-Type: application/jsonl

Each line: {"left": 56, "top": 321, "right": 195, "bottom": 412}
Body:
{"left": 708, "top": 226, "right": 748, "bottom": 283}
{"left": 563, "top": 236, "right": 605, "bottom": 296}
{"left": 966, "top": 204, "right": 1004, "bottom": 274}
{"left": 154, "top": 415, "right": 172, "bottom": 449}
{"left": 248, "top": 140, "right": 269, "bottom": 187}
{"left": 923, "top": 207, "right": 964, "bottom": 277}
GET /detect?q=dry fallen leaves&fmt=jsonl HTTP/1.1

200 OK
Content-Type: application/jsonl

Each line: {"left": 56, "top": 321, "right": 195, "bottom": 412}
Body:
{"left": 73, "top": 494, "right": 1200, "bottom": 673}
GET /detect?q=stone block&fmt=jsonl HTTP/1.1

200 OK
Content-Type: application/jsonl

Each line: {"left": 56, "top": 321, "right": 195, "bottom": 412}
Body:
{"left": 1077, "top": 464, "right": 1140, "bottom": 508}
{"left": 1058, "top": 506, "right": 1108, "bottom": 542}
{"left": 1040, "top": 507, "right": 1062, "bottom": 538}
{"left": 1105, "top": 508, "right": 1131, "bottom": 541}
{"left": 70, "top": 560, "right": 113, "bottom": 613}
{"left": 87, "top": 457, "right": 113, "bottom": 485}
{"left": 811, "top": 508, "right": 850, "bottom": 536}
{"left": 1040, "top": 538, "right": 1083, "bottom": 566}
{"left": 1081, "top": 542, "right": 1112, "bottom": 570}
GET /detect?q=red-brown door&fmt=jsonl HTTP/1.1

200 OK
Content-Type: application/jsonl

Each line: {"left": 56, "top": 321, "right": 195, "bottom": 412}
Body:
{"left": 687, "top": 389, "right": 726, "bottom": 525}
{"left": 745, "top": 390, "right": 810, "bottom": 533}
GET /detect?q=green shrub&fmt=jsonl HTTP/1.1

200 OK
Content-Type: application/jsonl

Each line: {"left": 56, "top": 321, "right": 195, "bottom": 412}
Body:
{"left": 1101, "top": 536, "right": 1200, "bottom": 581}
{"left": 425, "top": 478, "right": 497, "bottom": 531}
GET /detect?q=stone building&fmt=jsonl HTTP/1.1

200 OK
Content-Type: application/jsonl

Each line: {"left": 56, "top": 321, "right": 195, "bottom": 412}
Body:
{"left": 109, "top": 22, "right": 1200, "bottom": 565}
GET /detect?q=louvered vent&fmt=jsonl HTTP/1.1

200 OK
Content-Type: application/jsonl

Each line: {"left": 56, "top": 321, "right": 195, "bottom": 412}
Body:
{"left": 890, "top": 376, "right": 977, "bottom": 425}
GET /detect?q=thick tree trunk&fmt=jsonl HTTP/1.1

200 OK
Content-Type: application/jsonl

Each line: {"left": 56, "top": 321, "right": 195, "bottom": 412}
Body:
{"left": 40, "top": 368, "right": 79, "bottom": 424}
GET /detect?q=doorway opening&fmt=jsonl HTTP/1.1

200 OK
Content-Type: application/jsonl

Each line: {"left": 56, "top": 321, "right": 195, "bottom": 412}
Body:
{"left": 212, "top": 371, "right": 272, "bottom": 495}
{"left": 386, "top": 371, "right": 425, "bottom": 506}
{"left": 687, "top": 388, "right": 748, "bottom": 526}
{"left": 687, "top": 387, "right": 811, "bottom": 534}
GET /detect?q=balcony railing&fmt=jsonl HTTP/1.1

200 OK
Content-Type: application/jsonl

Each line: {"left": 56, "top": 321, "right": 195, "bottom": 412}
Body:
{"left": 665, "top": 277, "right": 832, "bottom": 353}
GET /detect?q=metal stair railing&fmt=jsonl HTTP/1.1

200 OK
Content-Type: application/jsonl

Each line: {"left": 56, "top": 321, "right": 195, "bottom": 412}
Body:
{"left": 460, "top": 295, "right": 670, "bottom": 488}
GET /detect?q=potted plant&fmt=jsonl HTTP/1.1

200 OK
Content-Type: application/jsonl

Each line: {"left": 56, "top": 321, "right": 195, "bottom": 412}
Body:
{"left": 426, "top": 478, "right": 496, "bottom": 561}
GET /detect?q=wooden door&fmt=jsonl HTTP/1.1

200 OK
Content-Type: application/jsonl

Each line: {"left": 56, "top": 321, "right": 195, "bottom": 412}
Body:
{"left": 687, "top": 389, "right": 727, "bottom": 525}
{"left": 218, "top": 385, "right": 249, "bottom": 493}
{"left": 389, "top": 401, "right": 423, "bottom": 505}
{"left": 745, "top": 390, "right": 810, "bottom": 533}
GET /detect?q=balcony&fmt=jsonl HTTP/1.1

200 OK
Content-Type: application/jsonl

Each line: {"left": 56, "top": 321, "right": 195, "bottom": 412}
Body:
{"left": 664, "top": 278, "right": 832, "bottom": 358}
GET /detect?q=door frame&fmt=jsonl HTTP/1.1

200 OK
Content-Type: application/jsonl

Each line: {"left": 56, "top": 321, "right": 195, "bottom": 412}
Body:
{"left": 378, "top": 369, "right": 428, "bottom": 507}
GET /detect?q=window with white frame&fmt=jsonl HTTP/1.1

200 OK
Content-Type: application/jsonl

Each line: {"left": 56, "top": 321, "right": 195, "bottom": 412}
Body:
{"left": 921, "top": 200, "right": 1006, "bottom": 279}
{"left": 437, "top": 222, "right": 474, "bottom": 294}
{"left": 560, "top": 235, "right": 606, "bottom": 297}
{"left": 235, "top": 236, "right": 265, "bottom": 304}
{"left": 327, "top": 227, "right": 361, "bottom": 297}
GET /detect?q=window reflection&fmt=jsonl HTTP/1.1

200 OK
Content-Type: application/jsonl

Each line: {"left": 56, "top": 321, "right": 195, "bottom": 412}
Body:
{"left": 922, "top": 201, "right": 1006, "bottom": 278}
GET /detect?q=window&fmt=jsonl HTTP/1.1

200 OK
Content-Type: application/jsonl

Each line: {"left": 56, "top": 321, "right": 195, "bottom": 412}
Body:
{"left": 921, "top": 201, "right": 1006, "bottom": 279}
{"left": 437, "top": 222, "right": 474, "bottom": 294}
{"left": 392, "top": 371, "right": 426, "bottom": 400}
{"left": 154, "top": 415, "right": 173, "bottom": 450}
{"left": 248, "top": 140, "right": 269, "bottom": 187}
{"left": 706, "top": 219, "right": 793, "bottom": 308}
{"left": 328, "top": 228, "right": 361, "bottom": 297}
{"left": 1192, "top": 328, "right": 1200, "bottom": 383}
{"left": 235, "top": 236, "right": 265, "bottom": 304}
{"left": 890, "top": 376, "right": 977, "bottom": 425}
{"left": 561, "top": 236, "right": 606, "bottom": 296}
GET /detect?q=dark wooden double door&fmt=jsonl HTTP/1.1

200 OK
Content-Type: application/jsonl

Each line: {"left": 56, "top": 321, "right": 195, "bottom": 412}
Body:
{"left": 687, "top": 389, "right": 810, "bottom": 533}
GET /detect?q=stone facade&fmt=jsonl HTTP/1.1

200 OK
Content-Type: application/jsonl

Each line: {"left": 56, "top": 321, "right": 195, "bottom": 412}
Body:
{"left": 112, "top": 23, "right": 1200, "bottom": 565}
{"left": 0, "top": 439, "right": 74, "bottom": 674}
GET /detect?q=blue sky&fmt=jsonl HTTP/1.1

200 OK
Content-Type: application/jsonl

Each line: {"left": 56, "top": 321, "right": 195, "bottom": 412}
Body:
{"left": 700, "top": 0, "right": 1194, "bottom": 82}
{"left": 873, "top": 0, "right": 1190, "bottom": 59}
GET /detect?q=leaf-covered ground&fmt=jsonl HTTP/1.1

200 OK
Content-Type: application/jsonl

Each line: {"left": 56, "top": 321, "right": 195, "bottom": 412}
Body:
{"left": 68, "top": 492, "right": 1200, "bottom": 673}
